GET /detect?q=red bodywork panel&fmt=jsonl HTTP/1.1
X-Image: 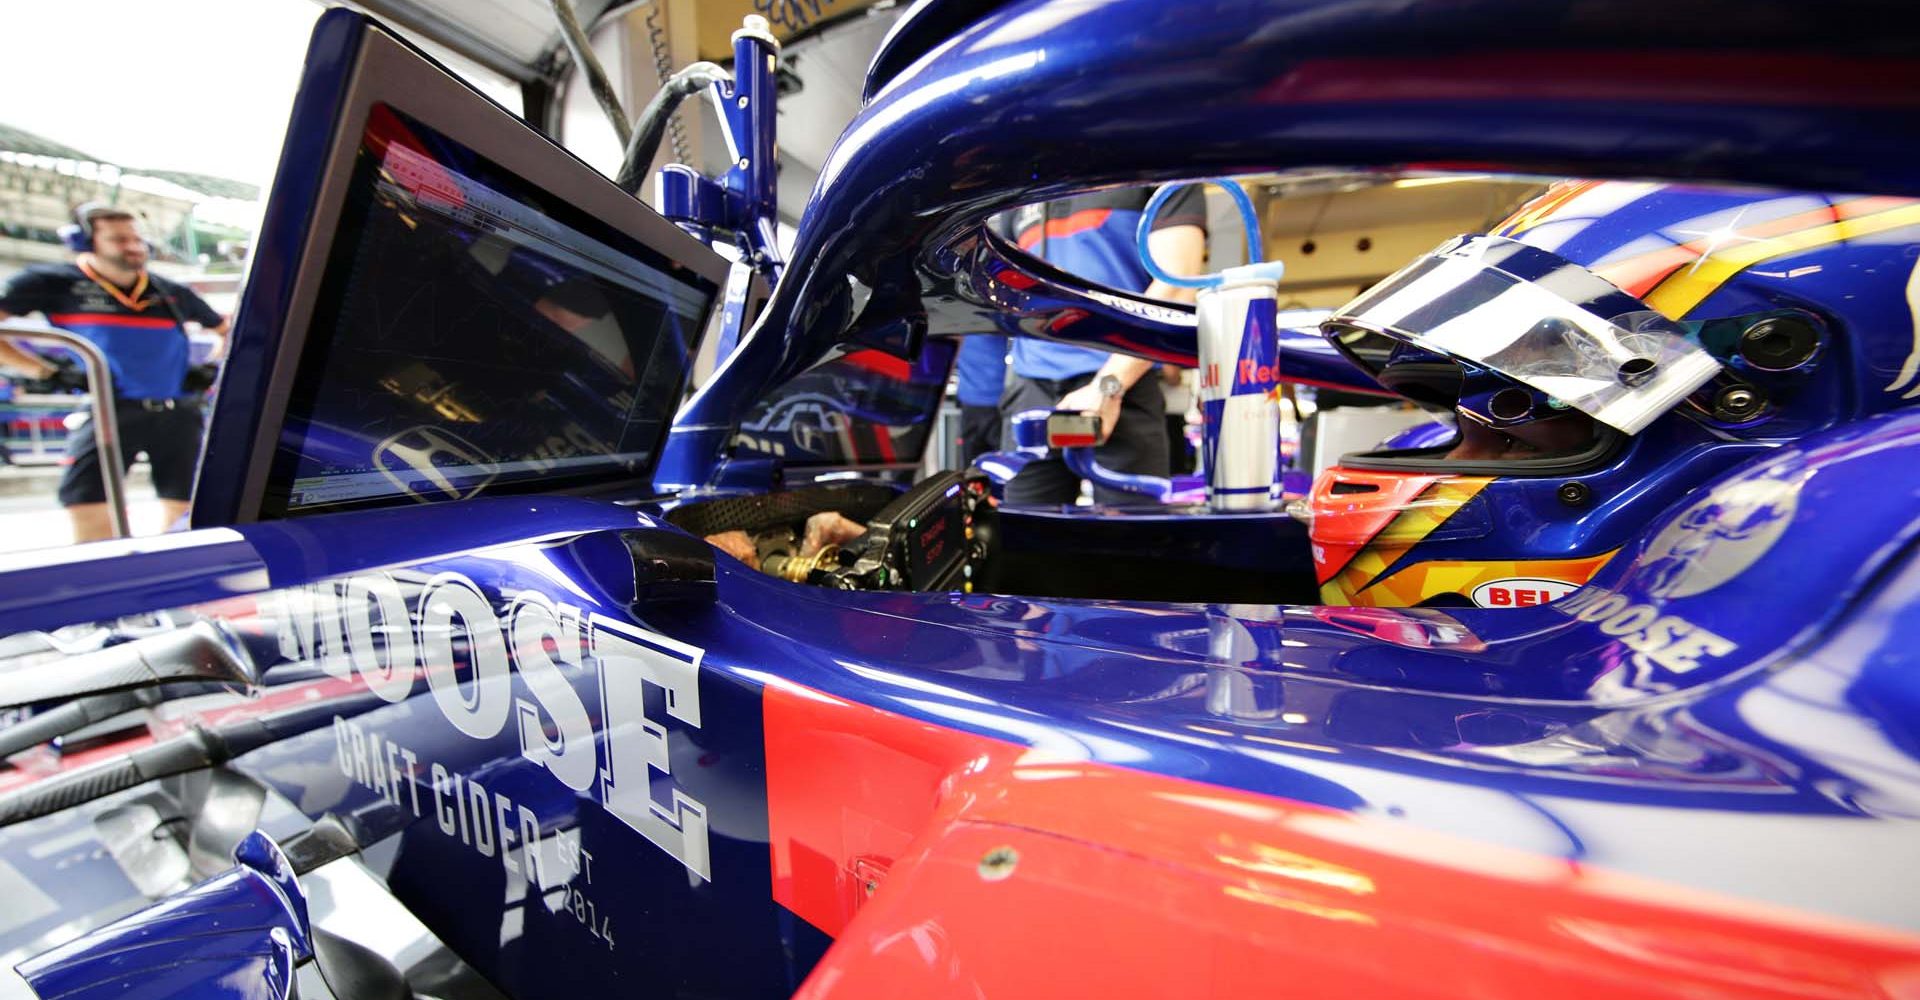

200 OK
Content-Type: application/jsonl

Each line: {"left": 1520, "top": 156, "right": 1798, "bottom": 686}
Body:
{"left": 766, "top": 682, "right": 1920, "bottom": 997}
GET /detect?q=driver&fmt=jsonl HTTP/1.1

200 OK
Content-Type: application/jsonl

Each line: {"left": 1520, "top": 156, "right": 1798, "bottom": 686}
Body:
{"left": 1307, "top": 180, "right": 1920, "bottom": 608}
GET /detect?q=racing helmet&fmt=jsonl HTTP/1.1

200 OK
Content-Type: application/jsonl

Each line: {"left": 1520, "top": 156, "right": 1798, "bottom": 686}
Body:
{"left": 1309, "top": 180, "right": 1920, "bottom": 608}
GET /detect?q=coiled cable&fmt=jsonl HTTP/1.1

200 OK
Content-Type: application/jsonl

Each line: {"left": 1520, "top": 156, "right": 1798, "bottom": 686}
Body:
{"left": 643, "top": 2, "right": 691, "bottom": 164}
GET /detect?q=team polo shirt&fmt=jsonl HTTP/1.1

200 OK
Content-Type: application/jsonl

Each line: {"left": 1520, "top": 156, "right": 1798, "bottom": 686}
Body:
{"left": 954, "top": 334, "right": 1008, "bottom": 406}
{"left": 1004, "top": 186, "right": 1205, "bottom": 381}
{"left": 0, "top": 262, "right": 220, "bottom": 400}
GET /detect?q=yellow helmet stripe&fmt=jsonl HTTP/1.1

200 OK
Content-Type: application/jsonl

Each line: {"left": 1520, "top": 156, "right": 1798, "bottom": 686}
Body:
{"left": 1644, "top": 202, "right": 1920, "bottom": 317}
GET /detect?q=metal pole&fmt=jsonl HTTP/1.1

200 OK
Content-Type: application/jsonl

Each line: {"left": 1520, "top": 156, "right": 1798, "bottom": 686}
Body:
{"left": 0, "top": 321, "right": 129, "bottom": 539}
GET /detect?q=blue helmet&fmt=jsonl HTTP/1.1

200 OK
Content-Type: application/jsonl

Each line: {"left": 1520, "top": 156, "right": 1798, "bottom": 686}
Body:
{"left": 1309, "top": 180, "right": 1920, "bottom": 608}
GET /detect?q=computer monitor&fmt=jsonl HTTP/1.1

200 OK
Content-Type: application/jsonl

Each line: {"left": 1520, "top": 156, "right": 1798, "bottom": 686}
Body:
{"left": 193, "top": 11, "right": 728, "bottom": 525}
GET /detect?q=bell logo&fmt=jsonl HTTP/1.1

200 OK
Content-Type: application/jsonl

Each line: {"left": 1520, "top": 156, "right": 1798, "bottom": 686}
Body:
{"left": 1470, "top": 577, "right": 1578, "bottom": 608}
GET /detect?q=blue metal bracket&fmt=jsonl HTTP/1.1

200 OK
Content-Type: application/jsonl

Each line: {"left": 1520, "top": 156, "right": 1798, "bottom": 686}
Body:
{"left": 655, "top": 17, "right": 784, "bottom": 284}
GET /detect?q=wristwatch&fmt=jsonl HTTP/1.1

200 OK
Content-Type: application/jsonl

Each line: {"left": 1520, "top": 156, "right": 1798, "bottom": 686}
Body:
{"left": 1097, "top": 373, "right": 1124, "bottom": 399}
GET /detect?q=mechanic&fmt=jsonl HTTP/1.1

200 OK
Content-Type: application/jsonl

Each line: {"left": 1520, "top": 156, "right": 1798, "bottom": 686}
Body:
{"left": 997, "top": 187, "right": 1207, "bottom": 504}
{"left": 1161, "top": 363, "right": 1196, "bottom": 474}
{"left": 954, "top": 333, "right": 1007, "bottom": 466}
{"left": 0, "top": 203, "right": 228, "bottom": 542}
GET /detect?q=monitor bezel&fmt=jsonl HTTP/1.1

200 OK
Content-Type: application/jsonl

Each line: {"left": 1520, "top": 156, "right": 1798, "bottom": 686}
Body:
{"left": 193, "top": 13, "right": 729, "bottom": 526}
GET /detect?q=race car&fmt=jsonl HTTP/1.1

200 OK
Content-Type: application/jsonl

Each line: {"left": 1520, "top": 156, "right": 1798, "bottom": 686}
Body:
{"left": 2, "top": 1, "right": 1919, "bottom": 998}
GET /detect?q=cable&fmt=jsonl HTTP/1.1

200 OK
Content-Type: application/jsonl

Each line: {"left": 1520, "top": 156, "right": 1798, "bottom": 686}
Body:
{"left": 615, "top": 61, "right": 731, "bottom": 194}
{"left": 1136, "top": 179, "right": 1281, "bottom": 289}
{"left": 643, "top": 2, "right": 691, "bottom": 165}
{"left": 548, "top": 0, "right": 633, "bottom": 149}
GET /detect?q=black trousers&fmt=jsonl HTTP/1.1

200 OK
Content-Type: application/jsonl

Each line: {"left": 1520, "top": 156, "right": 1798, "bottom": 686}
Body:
{"left": 58, "top": 399, "right": 202, "bottom": 505}
{"left": 1166, "top": 414, "right": 1195, "bottom": 475}
{"left": 959, "top": 403, "right": 1002, "bottom": 467}
{"left": 999, "top": 372, "right": 1168, "bottom": 506}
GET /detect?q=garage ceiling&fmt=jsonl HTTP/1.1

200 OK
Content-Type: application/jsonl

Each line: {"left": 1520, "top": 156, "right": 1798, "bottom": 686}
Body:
{"left": 346, "top": 0, "right": 619, "bottom": 80}
{"left": 769, "top": 9, "right": 901, "bottom": 221}
{"left": 340, "top": 1, "right": 1555, "bottom": 276}
{"left": 349, "top": 0, "right": 890, "bottom": 82}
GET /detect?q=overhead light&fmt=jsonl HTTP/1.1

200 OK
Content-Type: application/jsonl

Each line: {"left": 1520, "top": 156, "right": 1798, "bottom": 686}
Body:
{"left": 1393, "top": 174, "right": 1491, "bottom": 189}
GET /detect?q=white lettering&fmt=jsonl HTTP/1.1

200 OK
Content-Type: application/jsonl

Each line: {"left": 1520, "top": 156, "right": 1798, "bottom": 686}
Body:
{"left": 518, "top": 806, "right": 545, "bottom": 889}
{"left": 468, "top": 778, "right": 495, "bottom": 857}
{"left": 420, "top": 574, "right": 512, "bottom": 740}
{"left": 591, "top": 615, "right": 710, "bottom": 882}
{"left": 400, "top": 748, "right": 421, "bottom": 815}
{"left": 453, "top": 773, "right": 472, "bottom": 846}
{"left": 1646, "top": 627, "right": 1737, "bottom": 674}
{"left": 293, "top": 569, "right": 713, "bottom": 884}
{"left": 1598, "top": 605, "right": 1659, "bottom": 637}
{"left": 432, "top": 763, "right": 457, "bottom": 836}
{"left": 347, "top": 720, "right": 372, "bottom": 785}
{"left": 1575, "top": 593, "right": 1628, "bottom": 623}
{"left": 509, "top": 596, "right": 597, "bottom": 792}
{"left": 333, "top": 718, "right": 358, "bottom": 780}
{"left": 1553, "top": 586, "right": 1739, "bottom": 676}
{"left": 346, "top": 574, "right": 417, "bottom": 703}
{"left": 495, "top": 791, "right": 520, "bottom": 875}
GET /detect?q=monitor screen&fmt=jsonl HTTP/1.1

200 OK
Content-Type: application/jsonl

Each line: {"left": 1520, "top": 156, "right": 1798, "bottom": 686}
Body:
{"left": 257, "top": 103, "right": 718, "bottom": 516}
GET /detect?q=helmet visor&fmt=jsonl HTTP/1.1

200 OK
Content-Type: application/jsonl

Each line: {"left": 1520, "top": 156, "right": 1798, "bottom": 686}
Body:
{"left": 1324, "top": 235, "right": 1721, "bottom": 434}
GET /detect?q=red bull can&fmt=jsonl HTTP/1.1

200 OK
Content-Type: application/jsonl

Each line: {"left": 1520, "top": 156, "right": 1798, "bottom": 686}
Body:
{"left": 1196, "top": 267, "right": 1282, "bottom": 512}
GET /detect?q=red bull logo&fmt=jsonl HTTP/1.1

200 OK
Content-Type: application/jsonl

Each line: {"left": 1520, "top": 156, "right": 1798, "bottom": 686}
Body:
{"left": 1230, "top": 303, "right": 1280, "bottom": 397}
{"left": 1196, "top": 276, "right": 1283, "bottom": 511}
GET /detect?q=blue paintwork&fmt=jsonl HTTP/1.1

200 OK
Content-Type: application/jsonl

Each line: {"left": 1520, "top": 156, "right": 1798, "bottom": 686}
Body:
{"left": 657, "top": 21, "right": 781, "bottom": 282}
{"left": 978, "top": 409, "right": 1180, "bottom": 501}
{"left": 863, "top": 0, "right": 1010, "bottom": 103}
{"left": 0, "top": 497, "right": 649, "bottom": 634}
{"left": 11, "top": 2, "right": 1920, "bottom": 996}
{"left": 667, "top": 0, "right": 1920, "bottom": 489}
{"left": 1377, "top": 418, "right": 1455, "bottom": 451}
{"left": 4, "top": 413, "right": 1920, "bottom": 991}
{"left": 718, "top": 24, "right": 782, "bottom": 279}
{"left": 663, "top": 342, "right": 956, "bottom": 487}
{"left": 16, "top": 832, "right": 307, "bottom": 1000}
{"left": 1060, "top": 445, "right": 1173, "bottom": 501}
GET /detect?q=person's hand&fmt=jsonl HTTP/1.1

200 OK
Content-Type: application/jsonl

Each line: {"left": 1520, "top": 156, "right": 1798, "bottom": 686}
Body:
{"left": 1, "top": 356, "right": 58, "bottom": 382}
{"left": 801, "top": 512, "right": 866, "bottom": 556}
{"left": 36, "top": 357, "right": 88, "bottom": 392}
{"left": 705, "top": 530, "right": 759, "bottom": 570}
{"left": 1055, "top": 381, "right": 1121, "bottom": 444}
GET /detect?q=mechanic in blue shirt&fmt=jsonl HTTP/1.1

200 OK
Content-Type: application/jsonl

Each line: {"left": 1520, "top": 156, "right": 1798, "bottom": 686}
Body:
{"left": 0, "top": 203, "right": 227, "bottom": 541}
{"left": 954, "top": 334, "right": 1007, "bottom": 465}
{"left": 999, "top": 187, "right": 1206, "bottom": 504}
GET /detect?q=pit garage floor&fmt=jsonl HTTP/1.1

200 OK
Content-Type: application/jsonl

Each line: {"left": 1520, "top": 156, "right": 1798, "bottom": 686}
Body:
{"left": 0, "top": 463, "right": 170, "bottom": 554}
